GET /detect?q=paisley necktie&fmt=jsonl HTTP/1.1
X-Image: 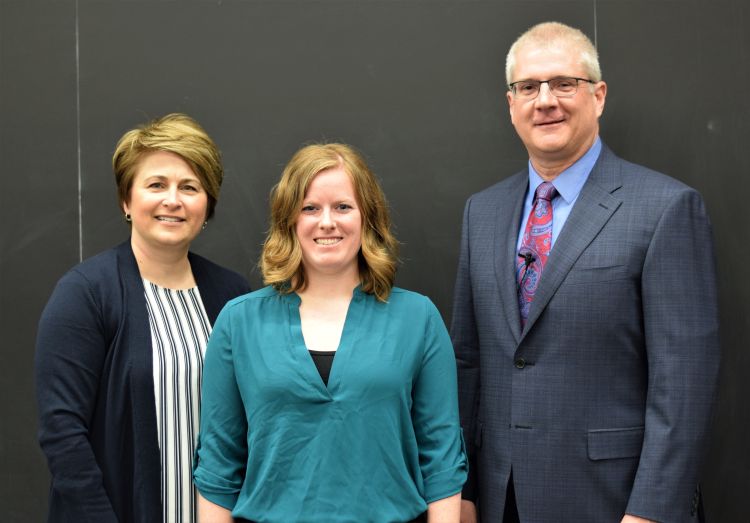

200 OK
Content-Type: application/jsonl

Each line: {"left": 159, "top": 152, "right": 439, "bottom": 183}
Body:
{"left": 517, "top": 181, "right": 558, "bottom": 326}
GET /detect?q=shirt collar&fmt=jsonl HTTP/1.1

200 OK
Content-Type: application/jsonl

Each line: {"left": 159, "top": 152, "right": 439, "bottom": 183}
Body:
{"left": 527, "top": 137, "right": 602, "bottom": 204}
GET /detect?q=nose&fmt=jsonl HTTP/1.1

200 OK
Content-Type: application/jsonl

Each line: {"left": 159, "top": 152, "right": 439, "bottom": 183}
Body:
{"left": 319, "top": 207, "right": 335, "bottom": 229}
{"left": 535, "top": 81, "right": 558, "bottom": 108}
{"left": 162, "top": 186, "right": 182, "bottom": 208}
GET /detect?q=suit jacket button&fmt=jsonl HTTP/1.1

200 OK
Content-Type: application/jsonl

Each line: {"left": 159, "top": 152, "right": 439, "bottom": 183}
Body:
{"left": 515, "top": 358, "right": 526, "bottom": 369}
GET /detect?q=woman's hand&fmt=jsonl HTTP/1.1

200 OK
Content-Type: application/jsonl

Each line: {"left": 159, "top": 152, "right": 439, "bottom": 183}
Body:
{"left": 459, "top": 499, "right": 477, "bottom": 523}
{"left": 196, "top": 492, "right": 234, "bottom": 523}
{"left": 427, "top": 492, "right": 461, "bottom": 523}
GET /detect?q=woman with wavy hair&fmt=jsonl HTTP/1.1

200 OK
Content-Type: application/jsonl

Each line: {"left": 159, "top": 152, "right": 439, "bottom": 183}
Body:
{"left": 194, "top": 143, "right": 467, "bottom": 522}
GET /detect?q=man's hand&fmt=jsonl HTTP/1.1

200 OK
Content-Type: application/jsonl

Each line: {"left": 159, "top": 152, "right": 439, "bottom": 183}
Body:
{"left": 621, "top": 515, "right": 657, "bottom": 523}
{"left": 460, "top": 499, "right": 477, "bottom": 523}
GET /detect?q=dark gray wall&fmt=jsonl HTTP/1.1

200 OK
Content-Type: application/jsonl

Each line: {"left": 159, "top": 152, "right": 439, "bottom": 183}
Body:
{"left": 1, "top": 0, "right": 747, "bottom": 521}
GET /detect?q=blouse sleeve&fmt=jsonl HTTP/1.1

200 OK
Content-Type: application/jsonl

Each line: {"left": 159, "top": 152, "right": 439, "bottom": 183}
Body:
{"left": 34, "top": 270, "right": 118, "bottom": 521}
{"left": 411, "top": 298, "right": 468, "bottom": 503}
{"left": 193, "top": 302, "right": 248, "bottom": 510}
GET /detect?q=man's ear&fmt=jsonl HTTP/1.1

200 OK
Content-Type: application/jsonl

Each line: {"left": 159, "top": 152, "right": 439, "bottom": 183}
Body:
{"left": 594, "top": 81, "right": 607, "bottom": 118}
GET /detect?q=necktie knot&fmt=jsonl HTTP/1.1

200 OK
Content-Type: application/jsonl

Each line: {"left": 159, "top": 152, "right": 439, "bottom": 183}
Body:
{"left": 535, "top": 181, "right": 557, "bottom": 202}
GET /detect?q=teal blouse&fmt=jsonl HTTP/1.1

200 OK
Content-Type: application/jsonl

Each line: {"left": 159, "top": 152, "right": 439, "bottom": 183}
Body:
{"left": 193, "top": 286, "right": 467, "bottom": 523}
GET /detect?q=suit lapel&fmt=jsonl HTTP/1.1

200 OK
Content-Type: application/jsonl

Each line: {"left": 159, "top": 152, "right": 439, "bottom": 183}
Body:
{"left": 494, "top": 172, "right": 528, "bottom": 344}
{"left": 521, "top": 145, "right": 624, "bottom": 337}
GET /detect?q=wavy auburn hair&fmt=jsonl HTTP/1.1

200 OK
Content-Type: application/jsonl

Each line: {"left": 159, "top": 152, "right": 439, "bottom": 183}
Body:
{"left": 261, "top": 143, "right": 399, "bottom": 302}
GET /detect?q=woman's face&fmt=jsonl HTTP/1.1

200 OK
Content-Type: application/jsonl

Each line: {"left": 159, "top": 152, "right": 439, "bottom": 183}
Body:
{"left": 123, "top": 150, "right": 208, "bottom": 254}
{"left": 295, "top": 167, "right": 362, "bottom": 281}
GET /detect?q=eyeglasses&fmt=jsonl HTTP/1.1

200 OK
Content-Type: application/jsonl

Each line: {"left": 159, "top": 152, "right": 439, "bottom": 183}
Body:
{"left": 509, "top": 76, "right": 595, "bottom": 100}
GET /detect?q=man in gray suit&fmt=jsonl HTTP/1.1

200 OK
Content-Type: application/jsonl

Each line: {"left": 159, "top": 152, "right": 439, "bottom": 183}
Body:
{"left": 451, "top": 22, "right": 719, "bottom": 523}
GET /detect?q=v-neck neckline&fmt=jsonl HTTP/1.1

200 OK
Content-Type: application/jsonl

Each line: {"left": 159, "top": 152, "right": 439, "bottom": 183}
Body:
{"left": 286, "top": 287, "right": 364, "bottom": 396}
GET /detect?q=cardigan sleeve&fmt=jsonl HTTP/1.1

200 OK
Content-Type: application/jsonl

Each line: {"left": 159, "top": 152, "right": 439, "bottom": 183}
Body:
{"left": 193, "top": 302, "right": 249, "bottom": 510}
{"left": 411, "top": 299, "right": 468, "bottom": 503}
{"left": 34, "top": 269, "right": 119, "bottom": 522}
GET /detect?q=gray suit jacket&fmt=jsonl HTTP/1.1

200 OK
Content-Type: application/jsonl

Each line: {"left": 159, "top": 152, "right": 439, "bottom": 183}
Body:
{"left": 451, "top": 144, "right": 719, "bottom": 522}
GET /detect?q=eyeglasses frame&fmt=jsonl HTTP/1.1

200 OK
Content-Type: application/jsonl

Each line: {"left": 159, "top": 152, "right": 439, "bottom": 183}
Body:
{"left": 508, "top": 76, "right": 596, "bottom": 100}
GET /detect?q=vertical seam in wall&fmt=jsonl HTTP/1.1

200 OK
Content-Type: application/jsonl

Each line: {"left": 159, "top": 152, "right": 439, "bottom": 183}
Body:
{"left": 75, "top": 0, "right": 82, "bottom": 262}
{"left": 593, "top": 0, "right": 598, "bottom": 48}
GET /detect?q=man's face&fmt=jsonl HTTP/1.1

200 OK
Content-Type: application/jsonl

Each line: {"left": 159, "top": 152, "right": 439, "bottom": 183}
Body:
{"left": 507, "top": 44, "right": 606, "bottom": 174}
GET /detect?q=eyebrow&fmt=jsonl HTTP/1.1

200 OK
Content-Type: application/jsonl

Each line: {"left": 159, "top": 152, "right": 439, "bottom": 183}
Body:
{"left": 143, "top": 174, "right": 201, "bottom": 182}
{"left": 514, "top": 76, "right": 574, "bottom": 82}
{"left": 301, "top": 198, "right": 356, "bottom": 205}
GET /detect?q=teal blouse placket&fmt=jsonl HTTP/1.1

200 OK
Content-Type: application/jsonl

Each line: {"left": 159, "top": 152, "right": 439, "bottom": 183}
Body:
{"left": 285, "top": 287, "right": 364, "bottom": 397}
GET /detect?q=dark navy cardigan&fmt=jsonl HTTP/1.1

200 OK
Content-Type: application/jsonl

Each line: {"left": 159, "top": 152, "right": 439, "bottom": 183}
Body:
{"left": 35, "top": 241, "right": 251, "bottom": 522}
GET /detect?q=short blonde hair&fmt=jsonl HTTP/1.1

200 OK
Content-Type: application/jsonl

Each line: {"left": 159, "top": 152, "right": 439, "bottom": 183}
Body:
{"left": 506, "top": 21, "right": 601, "bottom": 85}
{"left": 261, "top": 143, "right": 398, "bottom": 302}
{"left": 112, "top": 113, "right": 223, "bottom": 220}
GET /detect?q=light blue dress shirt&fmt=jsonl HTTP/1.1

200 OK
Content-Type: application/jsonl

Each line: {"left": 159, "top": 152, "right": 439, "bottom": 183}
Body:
{"left": 516, "top": 137, "right": 602, "bottom": 251}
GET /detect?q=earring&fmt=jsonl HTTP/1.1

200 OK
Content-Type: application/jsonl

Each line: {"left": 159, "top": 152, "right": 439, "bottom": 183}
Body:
{"left": 202, "top": 221, "right": 208, "bottom": 230}
{"left": 125, "top": 213, "right": 132, "bottom": 222}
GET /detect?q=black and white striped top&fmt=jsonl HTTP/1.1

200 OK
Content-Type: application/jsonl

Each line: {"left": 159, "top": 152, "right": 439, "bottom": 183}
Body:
{"left": 144, "top": 279, "right": 211, "bottom": 523}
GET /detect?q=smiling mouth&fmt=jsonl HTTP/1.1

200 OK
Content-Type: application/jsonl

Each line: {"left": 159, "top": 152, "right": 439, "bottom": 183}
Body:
{"left": 315, "top": 238, "right": 342, "bottom": 245}
{"left": 536, "top": 119, "right": 564, "bottom": 127}
{"left": 156, "top": 216, "right": 185, "bottom": 222}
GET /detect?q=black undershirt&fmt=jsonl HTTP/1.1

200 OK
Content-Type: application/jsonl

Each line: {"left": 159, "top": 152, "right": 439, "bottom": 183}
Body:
{"left": 308, "top": 349, "right": 336, "bottom": 386}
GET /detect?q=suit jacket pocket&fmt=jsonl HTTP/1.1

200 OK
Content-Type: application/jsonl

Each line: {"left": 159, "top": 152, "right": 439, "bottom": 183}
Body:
{"left": 564, "top": 264, "right": 628, "bottom": 285}
{"left": 587, "top": 426, "right": 644, "bottom": 461}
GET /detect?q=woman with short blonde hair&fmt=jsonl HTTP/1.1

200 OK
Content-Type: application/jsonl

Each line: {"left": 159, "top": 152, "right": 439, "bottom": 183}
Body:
{"left": 36, "top": 113, "right": 250, "bottom": 523}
